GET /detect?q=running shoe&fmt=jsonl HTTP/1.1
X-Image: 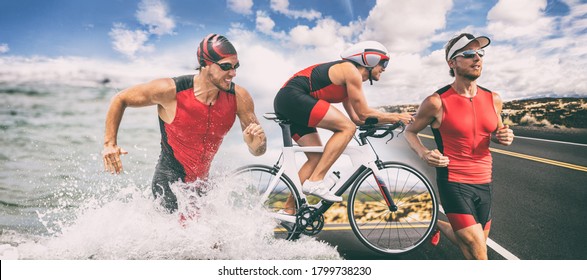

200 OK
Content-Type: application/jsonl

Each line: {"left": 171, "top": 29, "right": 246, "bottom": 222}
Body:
{"left": 430, "top": 228, "right": 441, "bottom": 246}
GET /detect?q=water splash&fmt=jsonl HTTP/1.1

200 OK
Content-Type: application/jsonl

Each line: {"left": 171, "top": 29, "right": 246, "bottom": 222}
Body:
{"left": 1, "top": 175, "right": 341, "bottom": 260}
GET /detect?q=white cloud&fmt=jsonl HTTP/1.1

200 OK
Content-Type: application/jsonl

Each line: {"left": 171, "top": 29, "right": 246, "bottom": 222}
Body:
{"left": 270, "top": 0, "right": 321, "bottom": 20}
{"left": 227, "top": 26, "right": 297, "bottom": 109}
{"left": 255, "top": 11, "right": 288, "bottom": 40}
{"left": 7, "top": 0, "right": 587, "bottom": 106}
{"left": 487, "top": 0, "right": 553, "bottom": 42}
{"left": 480, "top": 1, "right": 587, "bottom": 99}
{"left": 227, "top": 0, "right": 254, "bottom": 15}
{"left": 0, "top": 43, "right": 9, "bottom": 54}
{"left": 361, "top": 0, "right": 453, "bottom": 53}
{"left": 255, "top": 11, "right": 277, "bottom": 35}
{"left": 109, "top": 23, "right": 154, "bottom": 59}
{"left": 136, "top": 0, "right": 176, "bottom": 36}
{"left": 110, "top": 0, "right": 176, "bottom": 58}
{"left": 289, "top": 18, "right": 349, "bottom": 49}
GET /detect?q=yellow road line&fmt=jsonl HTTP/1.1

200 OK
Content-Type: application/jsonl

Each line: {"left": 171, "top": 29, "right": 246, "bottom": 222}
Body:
{"left": 275, "top": 223, "right": 430, "bottom": 232}
{"left": 418, "top": 133, "right": 587, "bottom": 172}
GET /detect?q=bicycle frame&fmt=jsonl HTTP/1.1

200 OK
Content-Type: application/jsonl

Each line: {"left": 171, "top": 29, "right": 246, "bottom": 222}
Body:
{"left": 235, "top": 114, "right": 437, "bottom": 254}
{"left": 267, "top": 120, "right": 399, "bottom": 224}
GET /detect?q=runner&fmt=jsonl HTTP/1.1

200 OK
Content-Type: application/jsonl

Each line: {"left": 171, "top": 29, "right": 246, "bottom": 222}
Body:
{"left": 404, "top": 33, "right": 514, "bottom": 259}
{"left": 102, "top": 34, "right": 266, "bottom": 212}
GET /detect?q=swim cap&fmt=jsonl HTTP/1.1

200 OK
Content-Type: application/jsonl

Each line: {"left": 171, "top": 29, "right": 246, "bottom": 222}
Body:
{"left": 197, "top": 34, "right": 237, "bottom": 67}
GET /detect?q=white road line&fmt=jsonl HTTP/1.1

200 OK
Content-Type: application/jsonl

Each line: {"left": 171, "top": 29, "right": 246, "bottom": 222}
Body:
{"left": 487, "top": 238, "right": 520, "bottom": 260}
{"left": 438, "top": 205, "right": 520, "bottom": 260}
{"left": 515, "top": 135, "right": 587, "bottom": 147}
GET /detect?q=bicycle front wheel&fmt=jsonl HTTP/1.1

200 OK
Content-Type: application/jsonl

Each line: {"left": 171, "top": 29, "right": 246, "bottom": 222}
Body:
{"left": 232, "top": 164, "right": 302, "bottom": 240}
{"left": 347, "top": 161, "right": 438, "bottom": 255}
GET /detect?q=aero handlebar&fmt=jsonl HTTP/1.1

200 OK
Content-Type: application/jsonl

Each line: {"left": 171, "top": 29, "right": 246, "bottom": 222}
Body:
{"left": 358, "top": 121, "right": 406, "bottom": 140}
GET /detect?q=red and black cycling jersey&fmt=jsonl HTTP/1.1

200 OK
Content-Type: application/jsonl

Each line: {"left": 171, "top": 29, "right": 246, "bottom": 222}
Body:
{"left": 281, "top": 60, "right": 348, "bottom": 103}
{"left": 274, "top": 60, "right": 348, "bottom": 140}
{"left": 153, "top": 74, "right": 236, "bottom": 211}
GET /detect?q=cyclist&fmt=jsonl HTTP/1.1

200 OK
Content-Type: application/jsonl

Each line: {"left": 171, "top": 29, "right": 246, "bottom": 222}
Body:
{"left": 274, "top": 41, "right": 413, "bottom": 203}
{"left": 102, "top": 34, "right": 267, "bottom": 213}
{"left": 404, "top": 33, "right": 514, "bottom": 259}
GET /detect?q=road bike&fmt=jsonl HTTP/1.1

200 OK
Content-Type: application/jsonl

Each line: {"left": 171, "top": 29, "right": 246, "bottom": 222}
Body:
{"left": 231, "top": 113, "right": 438, "bottom": 255}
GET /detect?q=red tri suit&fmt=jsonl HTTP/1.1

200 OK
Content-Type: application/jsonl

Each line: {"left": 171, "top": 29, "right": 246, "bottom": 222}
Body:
{"left": 273, "top": 60, "right": 348, "bottom": 140}
{"left": 431, "top": 85, "right": 499, "bottom": 231}
{"left": 432, "top": 85, "right": 498, "bottom": 183}
{"left": 152, "top": 74, "right": 236, "bottom": 211}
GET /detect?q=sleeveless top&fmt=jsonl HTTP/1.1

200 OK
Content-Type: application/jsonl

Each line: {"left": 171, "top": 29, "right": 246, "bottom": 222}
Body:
{"left": 157, "top": 74, "right": 237, "bottom": 182}
{"left": 281, "top": 60, "right": 348, "bottom": 103}
{"left": 432, "top": 85, "right": 498, "bottom": 184}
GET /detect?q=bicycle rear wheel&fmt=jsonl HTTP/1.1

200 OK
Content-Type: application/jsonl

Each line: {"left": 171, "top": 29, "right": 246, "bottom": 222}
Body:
{"left": 232, "top": 164, "right": 302, "bottom": 240}
{"left": 347, "top": 161, "right": 438, "bottom": 255}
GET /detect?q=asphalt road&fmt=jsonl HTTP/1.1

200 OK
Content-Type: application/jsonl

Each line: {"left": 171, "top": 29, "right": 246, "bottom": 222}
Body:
{"left": 313, "top": 127, "right": 587, "bottom": 260}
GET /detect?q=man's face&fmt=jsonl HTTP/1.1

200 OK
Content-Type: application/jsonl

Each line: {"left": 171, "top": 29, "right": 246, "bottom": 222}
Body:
{"left": 450, "top": 41, "right": 483, "bottom": 81}
{"left": 207, "top": 55, "right": 239, "bottom": 91}
{"left": 369, "top": 59, "right": 388, "bottom": 81}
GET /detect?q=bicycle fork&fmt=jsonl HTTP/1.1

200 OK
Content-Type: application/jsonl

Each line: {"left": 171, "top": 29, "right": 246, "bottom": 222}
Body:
{"left": 369, "top": 160, "right": 399, "bottom": 212}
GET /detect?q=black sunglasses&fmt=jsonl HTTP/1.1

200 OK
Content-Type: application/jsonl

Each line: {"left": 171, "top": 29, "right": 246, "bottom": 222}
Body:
{"left": 205, "top": 59, "right": 240, "bottom": 71}
{"left": 378, "top": 59, "right": 389, "bottom": 69}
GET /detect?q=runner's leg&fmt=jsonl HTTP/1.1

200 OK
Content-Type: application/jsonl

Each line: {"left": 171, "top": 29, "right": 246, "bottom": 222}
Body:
{"left": 454, "top": 224, "right": 488, "bottom": 260}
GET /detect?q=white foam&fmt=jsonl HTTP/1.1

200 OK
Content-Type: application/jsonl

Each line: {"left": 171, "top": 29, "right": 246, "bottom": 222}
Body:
{"left": 6, "top": 175, "right": 341, "bottom": 260}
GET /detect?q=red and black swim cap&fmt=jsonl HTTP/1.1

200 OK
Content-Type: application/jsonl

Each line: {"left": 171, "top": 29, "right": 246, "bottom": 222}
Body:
{"left": 197, "top": 34, "right": 237, "bottom": 68}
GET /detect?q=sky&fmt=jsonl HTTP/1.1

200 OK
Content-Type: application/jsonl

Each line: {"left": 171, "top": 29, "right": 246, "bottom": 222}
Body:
{"left": 1, "top": 0, "right": 586, "bottom": 107}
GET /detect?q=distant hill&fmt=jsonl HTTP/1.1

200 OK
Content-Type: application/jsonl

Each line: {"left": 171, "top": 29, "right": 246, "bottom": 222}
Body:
{"left": 380, "top": 97, "right": 587, "bottom": 128}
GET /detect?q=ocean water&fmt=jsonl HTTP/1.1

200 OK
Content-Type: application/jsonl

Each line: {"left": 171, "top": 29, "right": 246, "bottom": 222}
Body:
{"left": 0, "top": 83, "right": 340, "bottom": 260}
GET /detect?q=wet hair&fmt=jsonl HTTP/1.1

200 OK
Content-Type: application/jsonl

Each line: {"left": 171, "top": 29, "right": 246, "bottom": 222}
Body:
{"left": 196, "top": 34, "right": 237, "bottom": 70}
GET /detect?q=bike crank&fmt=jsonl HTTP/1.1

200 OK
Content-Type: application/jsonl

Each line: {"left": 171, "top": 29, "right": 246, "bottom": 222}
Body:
{"left": 295, "top": 206, "right": 324, "bottom": 236}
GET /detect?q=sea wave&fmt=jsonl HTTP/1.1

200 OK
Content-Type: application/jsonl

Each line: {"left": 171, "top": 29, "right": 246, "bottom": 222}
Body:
{"left": 0, "top": 55, "right": 189, "bottom": 90}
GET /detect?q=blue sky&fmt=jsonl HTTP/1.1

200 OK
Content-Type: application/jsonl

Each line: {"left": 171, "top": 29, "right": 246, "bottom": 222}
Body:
{"left": 1, "top": 0, "right": 586, "bottom": 106}
{"left": 0, "top": 0, "right": 374, "bottom": 58}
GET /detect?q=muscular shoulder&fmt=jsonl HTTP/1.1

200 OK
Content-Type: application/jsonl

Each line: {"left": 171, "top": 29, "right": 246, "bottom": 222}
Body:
{"left": 492, "top": 91, "right": 503, "bottom": 110}
{"left": 422, "top": 93, "right": 442, "bottom": 111}
{"left": 149, "top": 78, "right": 177, "bottom": 104}
{"left": 330, "top": 61, "right": 360, "bottom": 85}
{"left": 119, "top": 77, "right": 176, "bottom": 106}
{"left": 233, "top": 84, "right": 254, "bottom": 108}
{"left": 491, "top": 91, "right": 502, "bottom": 102}
{"left": 233, "top": 84, "right": 252, "bottom": 99}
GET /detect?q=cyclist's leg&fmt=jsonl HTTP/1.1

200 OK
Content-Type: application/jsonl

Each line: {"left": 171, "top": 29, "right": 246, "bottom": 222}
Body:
{"left": 296, "top": 132, "right": 323, "bottom": 184}
{"left": 307, "top": 105, "right": 356, "bottom": 181}
{"left": 282, "top": 133, "right": 322, "bottom": 214}
{"left": 274, "top": 89, "right": 352, "bottom": 199}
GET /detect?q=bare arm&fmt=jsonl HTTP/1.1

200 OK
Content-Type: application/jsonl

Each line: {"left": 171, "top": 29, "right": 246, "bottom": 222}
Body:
{"left": 342, "top": 98, "right": 361, "bottom": 125}
{"left": 102, "top": 78, "right": 176, "bottom": 174}
{"left": 491, "top": 91, "right": 514, "bottom": 146}
{"left": 404, "top": 94, "right": 449, "bottom": 167}
{"left": 339, "top": 63, "right": 413, "bottom": 125}
{"left": 235, "top": 85, "right": 267, "bottom": 156}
